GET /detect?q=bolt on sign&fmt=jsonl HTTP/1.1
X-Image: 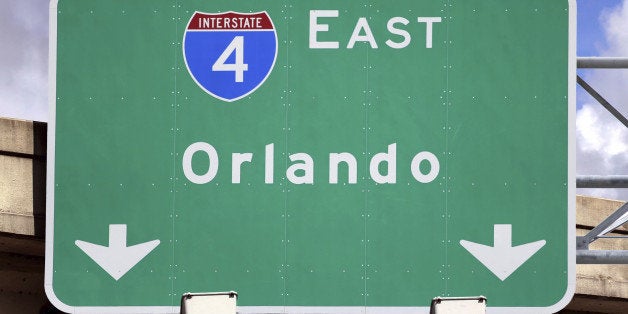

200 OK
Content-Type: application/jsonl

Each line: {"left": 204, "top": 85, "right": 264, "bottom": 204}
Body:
{"left": 46, "top": 0, "right": 575, "bottom": 313}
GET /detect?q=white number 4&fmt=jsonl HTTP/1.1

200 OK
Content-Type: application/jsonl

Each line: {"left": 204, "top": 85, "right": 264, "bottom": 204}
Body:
{"left": 212, "top": 36, "right": 248, "bottom": 83}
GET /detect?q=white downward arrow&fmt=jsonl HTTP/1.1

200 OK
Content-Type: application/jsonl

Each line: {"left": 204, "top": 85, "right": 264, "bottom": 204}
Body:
{"left": 460, "top": 224, "right": 546, "bottom": 281}
{"left": 75, "top": 224, "right": 160, "bottom": 281}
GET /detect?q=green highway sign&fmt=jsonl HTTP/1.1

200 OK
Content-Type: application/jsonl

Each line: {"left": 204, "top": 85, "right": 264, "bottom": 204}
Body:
{"left": 46, "top": 0, "right": 575, "bottom": 313}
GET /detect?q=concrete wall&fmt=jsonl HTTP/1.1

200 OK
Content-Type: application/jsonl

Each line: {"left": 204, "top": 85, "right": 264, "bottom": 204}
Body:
{"left": 0, "top": 117, "right": 627, "bottom": 313}
{"left": 560, "top": 197, "right": 628, "bottom": 314}
{"left": 0, "top": 118, "right": 46, "bottom": 237}
{"left": 0, "top": 118, "right": 51, "bottom": 313}
{"left": 576, "top": 197, "right": 627, "bottom": 300}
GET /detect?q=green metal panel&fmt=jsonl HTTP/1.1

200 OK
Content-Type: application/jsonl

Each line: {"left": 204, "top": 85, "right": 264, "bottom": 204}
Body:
{"left": 46, "top": 0, "right": 575, "bottom": 312}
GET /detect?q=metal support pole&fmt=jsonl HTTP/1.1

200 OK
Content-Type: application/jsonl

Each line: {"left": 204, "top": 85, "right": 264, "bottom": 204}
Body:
{"left": 580, "top": 202, "right": 628, "bottom": 246}
{"left": 577, "top": 57, "right": 628, "bottom": 68}
{"left": 577, "top": 175, "right": 628, "bottom": 188}
{"left": 577, "top": 250, "right": 628, "bottom": 264}
{"left": 577, "top": 75, "right": 628, "bottom": 129}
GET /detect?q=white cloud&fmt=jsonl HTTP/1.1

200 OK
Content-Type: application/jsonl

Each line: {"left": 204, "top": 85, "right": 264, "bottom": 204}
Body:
{"left": 576, "top": 0, "right": 628, "bottom": 200}
{"left": 577, "top": 105, "right": 628, "bottom": 155}
{"left": 601, "top": 0, "right": 628, "bottom": 56}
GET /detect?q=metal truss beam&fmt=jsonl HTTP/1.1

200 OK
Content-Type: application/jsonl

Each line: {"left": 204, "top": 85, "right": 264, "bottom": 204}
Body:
{"left": 577, "top": 250, "right": 628, "bottom": 264}
{"left": 575, "top": 56, "right": 628, "bottom": 264}
{"left": 577, "top": 57, "right": 628, "bottom": 68}
{"left": 577, "top": 175, "right": 628, "bottom": 188}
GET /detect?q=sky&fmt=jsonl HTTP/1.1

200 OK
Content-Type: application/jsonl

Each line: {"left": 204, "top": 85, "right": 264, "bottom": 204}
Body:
{"left": 1, "top": 0, "right": 628, "bottom": 200}
{"left": 575, "top": 0, "right": 628, "bottom": 200}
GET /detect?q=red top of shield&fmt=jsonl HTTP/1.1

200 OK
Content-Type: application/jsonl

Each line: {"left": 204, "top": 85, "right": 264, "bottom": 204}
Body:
{"left": 187, "top": 12, "right": 274, "bottom": 30}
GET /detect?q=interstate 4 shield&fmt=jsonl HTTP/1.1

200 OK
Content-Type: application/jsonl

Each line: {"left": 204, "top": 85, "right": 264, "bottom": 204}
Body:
{"left": 183, "top": 11, "right": 278, "bottom": 102}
